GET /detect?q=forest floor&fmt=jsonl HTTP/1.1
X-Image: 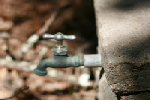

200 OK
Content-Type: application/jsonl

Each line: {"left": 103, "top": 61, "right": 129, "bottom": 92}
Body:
{"left": 0, "top": 0, "right": 98, "bottom": 100}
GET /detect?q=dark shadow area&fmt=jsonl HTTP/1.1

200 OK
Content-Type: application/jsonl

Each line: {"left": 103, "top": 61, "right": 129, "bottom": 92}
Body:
{"left": 120, "top": 90, "right": 150, "bottom": 96}
{"left": 113, "top": 0, "right": 150, "bottom": 11}
{"left": 119, "top": 35, "right": 150, "bottom": 60}
{"left": 108, "top": 26, "right": 150, "bottom": 99}
{"left": 99, "top": 68, "right": 104, "bottom": 80}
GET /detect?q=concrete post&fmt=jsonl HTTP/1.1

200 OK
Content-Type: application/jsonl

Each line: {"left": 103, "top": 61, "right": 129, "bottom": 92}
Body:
{"left": 94, "top": 0, "right": 150, "bottom": 99}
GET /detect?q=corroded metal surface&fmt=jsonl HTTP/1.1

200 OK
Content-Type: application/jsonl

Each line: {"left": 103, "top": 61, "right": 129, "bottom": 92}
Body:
{"left": 33, "top": 55, "right": 83, "bottom": 76}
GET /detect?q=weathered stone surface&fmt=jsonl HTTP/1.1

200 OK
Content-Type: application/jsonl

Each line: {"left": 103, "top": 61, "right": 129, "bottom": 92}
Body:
{"left": 98, "top": 73, "right": 117, "bottom": 100}
{"left": 120, "top": 92, "right": 150, "bottom": 100}
{"left": 94, "top": 0, "right": 150, "bottom": 95}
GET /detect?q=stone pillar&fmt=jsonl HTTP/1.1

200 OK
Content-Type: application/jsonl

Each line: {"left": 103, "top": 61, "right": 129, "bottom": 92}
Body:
{"left": 94, "top": 0, "right": 150, "bottom": 99}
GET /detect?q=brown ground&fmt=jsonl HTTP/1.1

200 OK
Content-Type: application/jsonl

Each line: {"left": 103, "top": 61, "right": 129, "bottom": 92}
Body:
{"left": 0, "top": 0, "right": 98, "bottom": 100}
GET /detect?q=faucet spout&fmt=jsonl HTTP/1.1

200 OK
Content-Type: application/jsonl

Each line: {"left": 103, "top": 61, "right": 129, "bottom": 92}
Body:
{"left": 33, "top": 55, "right": 83, "bottom": 76}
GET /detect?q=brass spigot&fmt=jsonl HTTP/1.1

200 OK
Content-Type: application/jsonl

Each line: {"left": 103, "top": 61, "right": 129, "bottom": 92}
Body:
{"left": 33, "top": 32, "right": 83, "bottom": 76}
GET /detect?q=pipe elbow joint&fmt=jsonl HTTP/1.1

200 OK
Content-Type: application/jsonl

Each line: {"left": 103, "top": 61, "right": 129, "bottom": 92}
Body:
{"left": 33, "top": 58, "right": 50, "bottom": 76}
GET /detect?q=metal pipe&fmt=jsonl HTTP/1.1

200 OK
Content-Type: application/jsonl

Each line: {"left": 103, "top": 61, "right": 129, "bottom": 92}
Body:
{"left": 84, "top": 54, "right": 102, "bottom": 67}
{"left": 33, "top": 54, "right": 102, "bottom": 76}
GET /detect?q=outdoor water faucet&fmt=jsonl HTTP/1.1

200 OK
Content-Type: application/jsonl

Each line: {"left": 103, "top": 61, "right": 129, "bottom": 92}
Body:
{"left": 33, "top": 32, "right": 83, "bottom": 76}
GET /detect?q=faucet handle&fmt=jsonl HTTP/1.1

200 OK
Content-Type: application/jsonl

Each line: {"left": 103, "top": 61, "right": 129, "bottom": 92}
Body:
{"left": 43, "top": 32, "right": 76, "bottom": 41}
{"left": 42, "top": 32, "right": 76, "bottom": 55}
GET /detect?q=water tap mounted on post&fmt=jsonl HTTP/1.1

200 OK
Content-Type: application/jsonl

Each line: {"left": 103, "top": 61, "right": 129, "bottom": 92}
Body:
{"left": 33, "top": 32, "right": 102, "bottom": 76}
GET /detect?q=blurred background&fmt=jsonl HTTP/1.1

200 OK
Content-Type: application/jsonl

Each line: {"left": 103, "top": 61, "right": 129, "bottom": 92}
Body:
{"left": 0, "top": 0, "right": 99, "bottom": 100}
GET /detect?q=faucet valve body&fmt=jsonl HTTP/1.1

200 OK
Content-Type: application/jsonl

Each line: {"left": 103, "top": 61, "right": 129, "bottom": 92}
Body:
{"left": 51, "top": 46, "right": 68, "bottom": 55}
{"left": 33, "top": 55, "right": 83, "bottom": 76}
